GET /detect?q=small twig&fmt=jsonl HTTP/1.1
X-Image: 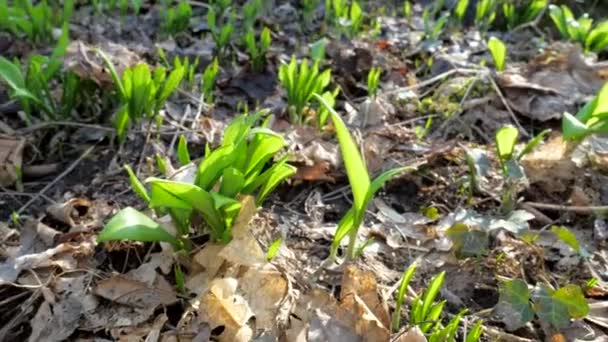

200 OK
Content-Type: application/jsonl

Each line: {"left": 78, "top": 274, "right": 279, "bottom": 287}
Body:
{"left": 15, "top": 144, "right": 96, "bottom": 216}
{"left": 168, "top": 104, "right": 192, "bottom": 153}
{"left": 135, "top": 122, "right": 155, "bottom": 176}
{"left": 523, "top": 202, "right": 608, "bottom": 215}
{"left": 381, "top": 68, "right": 480, "bottom": 97}
{"left": 488, "top": 76, "right": 530, "bottom": 138}
{"left": 433, "top": 74, "right": 481, "bottom": 138}
{"left": 18, "top": 121, "right": 114, "bottom": 134}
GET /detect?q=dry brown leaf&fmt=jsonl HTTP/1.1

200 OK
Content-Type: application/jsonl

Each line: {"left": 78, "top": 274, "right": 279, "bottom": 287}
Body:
{"left": 199, "top": 278, "right": 254, "bottom": 342}
{"left": 498, "top": 43, "right": 604, "bottom": 122}
{"left": 0, "top": 137, "right": 24, "bottom": 187}
{"left": 94, "top": 260, "right": 177, "bottom": 310}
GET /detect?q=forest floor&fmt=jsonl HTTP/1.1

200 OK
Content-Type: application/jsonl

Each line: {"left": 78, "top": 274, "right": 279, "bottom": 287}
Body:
{"left": 1, "top": 1, "right": 608, "bottom": 341}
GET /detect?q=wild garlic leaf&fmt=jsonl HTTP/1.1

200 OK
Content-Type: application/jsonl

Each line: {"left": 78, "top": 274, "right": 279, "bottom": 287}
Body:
{"left": 98, "top": 207, "right": 181, "bottom": 249}
{"left": 495, "top": 125, "right": 519, "bottom": 162}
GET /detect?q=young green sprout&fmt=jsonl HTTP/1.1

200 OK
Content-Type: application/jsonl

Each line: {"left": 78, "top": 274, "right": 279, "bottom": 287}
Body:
{"left": 494, "top": 125, "right": 550, "bottom": 212}
{"left": 562, "top": 82, "right": 608, "bottom": 141}
{"left": 474, "top": 0, "right": 497, "bottom": 31}
{"left": 97, "top": 112, "right": 295, "bottom": 248}
{"left": 98, "top": 52, "right": 185, "bottom": 142}
{"left": 162, "top": 0, "right": 192, "bottom": 35}
{"left": 279, "top": 56, "right": 332, "bottom": 125}
{"left": 202, "top": 58, "right": 220, "bottom": 104}
{"left": 487, "top": 37, "right": 506, "bottom": 72}
{"left": 367, "top": 67, "right": 382, "bottom": 99}
{"left": 502, "top": 0, "right": 546, "bottom": 30}
{"left": 315, "top": 94, "right": 414, "bottom": 260}
{"left": 0, "top": 25, "right": 71, "bottom": 123}
{"left": 207, "top": 7, "right": 235, "bottom": 56}
{"left": 549, "top": 5, "right": 608, "bottom": 53}
{"left": 244, "top": 27, "right": 271, "bottom": 72}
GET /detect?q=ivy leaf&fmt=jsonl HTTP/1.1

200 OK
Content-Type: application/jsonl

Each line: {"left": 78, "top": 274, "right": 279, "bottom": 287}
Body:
{"left": 493, "top": 279, "right": 534, "bottom": 331}
{"left": 553, "top": 285, "right": 589, "bottom": 319}
{"left": 446, "top": 223, "right": 489, "bottom": 258}
{"left": 532, "top": 285, "right": 570, "bottom": 330}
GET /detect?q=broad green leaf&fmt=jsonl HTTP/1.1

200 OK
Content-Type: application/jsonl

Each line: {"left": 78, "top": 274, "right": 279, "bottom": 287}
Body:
{"left": 549, "top": 5, "right": 569, "bottom": 39}
{"left": 124, "top": 164, "right": 150, "bottom": 204}
{"left": 420, "top": 300, "right": 446, "bottom": 333}
{"left": 420, "top": 271, "right": 445, "bottom": 325}
{"left": 157, "top": 65, "right": 185, "bottom": 105}
{"left": 316, "top": 93, "right": 370, "bottom": 220}
{"left": 245, "top": 133, "right": 285, "bottom": 176}
{"left": 562, "top": 112, "right": 590, "bottom": 140}
{"left": 553, "top": 285, "right": 589, "bottom": 319}
{"left": 0, "top": 56, "right": 26, "bottom": 90}
{"left": 177, "top": 135, "right": 191, "bottom": 166}
{"left": 146, "top": 178, "right": 225, "bottom": 237}
{"left": 551, "top": 225, "right": 580, "bottom": 253}
{"left": 392, "top": 262, "right": 417, "bottom": 331}
{"left": 98, "top": 207, "right": 181, "bottom": 249}
{"left": 219, "top": 167, "right": 245, "bottom": 198}
{"left": 591, "top": 82, "right": 608, "bottom": 116}
{"left": 466, "top": 320, "right": 484, "bottom": 342}
{"left": 256, "top": 162, "right": 295, "bottom": 205}
{"left": 455, "top": 0, "right": 469, "bottom": 21}
{"left": 496, "top": 125, "right": 519, "bottom": 162}
{"left": 493, "top": 279, "right": 534, "bottom": 331}
{"left": 488, "top": 37, "right": 507, "bottom": 71}
{"left": 532, "top": 285, "right": 570, "bottom": 330}
{"left": 196, "top": 144, "right": 236, "bottom": 190}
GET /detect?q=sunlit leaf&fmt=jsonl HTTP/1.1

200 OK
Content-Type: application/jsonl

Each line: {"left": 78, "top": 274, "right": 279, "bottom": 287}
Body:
{"left": 97, "top": 207, "right": 181, "bottom": 249}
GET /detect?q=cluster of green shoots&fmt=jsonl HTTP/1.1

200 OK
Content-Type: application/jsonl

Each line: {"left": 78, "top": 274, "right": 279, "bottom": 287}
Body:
{"left": 392, "top": 263, "right": 483, "bottom": 341}
{"left": 207, "top": 0, "right": 235, "bottom": 57}
{"left": 98, "top": 51, "right": 185, "bottom": 142}
{"left": 0, "top": 0, "right": 73, "bottom": 44}
{"left": 98, "top": 111, "right": 296, "bottom": 249}
{"left": 325, "top": 0, "right": 364, "bottom": 38}
{"left": 502, "top": 0, "right": 546, "bottom": 30}
{"left": 91, "top": 0, "right": 143, "bottom": 15}
{"left": 162, "top": 0, "right": 192, "bottom": 35}
{"left": 244, "top": 27, "right": 271, "bottom": 72}
{"left": 562, "top": 82, "right": 608, "bottom": 141}
{"left": 279, "top": 56, "right": 334, "bottom": 126}
{"left": 157, "top": 50, "right": 199, "bottom": 91}
{"left": 0, "top": 26, "right": 72, "bottom": 124}
{"left": 549, "top": 4, "right": 608, "bottom": 53}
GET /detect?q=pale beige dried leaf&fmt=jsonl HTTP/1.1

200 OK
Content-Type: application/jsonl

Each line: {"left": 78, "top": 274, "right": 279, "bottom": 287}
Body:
{"left": 199, "top": 278, "right": 254, "bottom": 342}
{"left": 239, "top": 265, "right": 289, "bottom": 330}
